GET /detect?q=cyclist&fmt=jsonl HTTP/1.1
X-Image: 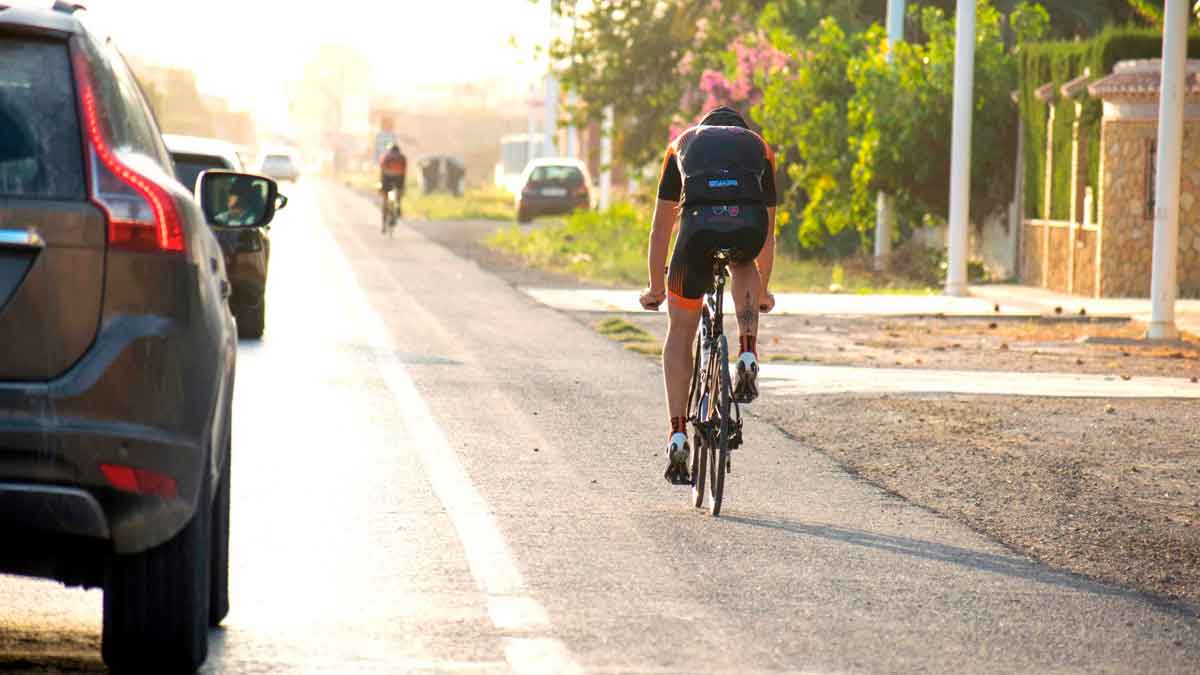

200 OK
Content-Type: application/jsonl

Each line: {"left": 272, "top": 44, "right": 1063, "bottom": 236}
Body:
{"left": 379, "top": 143, "right": 408, "bottom": 220}
{"left": 638, "top": 106, "right": 777, "bottom": 484}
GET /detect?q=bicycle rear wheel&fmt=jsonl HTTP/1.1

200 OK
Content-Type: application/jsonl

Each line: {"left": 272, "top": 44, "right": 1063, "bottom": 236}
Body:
{"left": 381, "top": 194, "right": 389, "bottom": 233}
{"left": 687, "top": 330, "right": 706, "bottom": 508}
{"left": 706, "top": 336, "right": 731, "bottom": 517}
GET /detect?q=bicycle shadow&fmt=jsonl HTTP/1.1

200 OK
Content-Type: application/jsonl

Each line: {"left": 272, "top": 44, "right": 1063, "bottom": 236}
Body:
{"left": 721, "top": 514, "right": 1195, "bottom": 619}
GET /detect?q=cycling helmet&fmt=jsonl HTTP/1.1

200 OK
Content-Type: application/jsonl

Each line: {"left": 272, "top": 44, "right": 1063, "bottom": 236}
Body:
{"left": 699, "top": 106, "right": 749, "bottom": 129}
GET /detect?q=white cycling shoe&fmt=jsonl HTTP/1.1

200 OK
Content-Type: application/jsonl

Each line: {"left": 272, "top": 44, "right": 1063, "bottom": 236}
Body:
{"left": 733, "top": 352, "right": 759, "bottom": 404}
{"left": 663, "top": 432, "right": 690, "bottom": 485}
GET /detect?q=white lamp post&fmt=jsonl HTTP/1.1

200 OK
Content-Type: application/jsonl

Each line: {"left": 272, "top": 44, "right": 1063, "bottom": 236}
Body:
{"left": 945, "top": 0, "right": 976, "bottom": 296}
{"left": 1146, "top": 0, "right": 1190, "bottom": 340}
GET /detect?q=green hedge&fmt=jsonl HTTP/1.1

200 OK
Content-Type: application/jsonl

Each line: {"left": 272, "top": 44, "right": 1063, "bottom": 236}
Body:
{"left": 1018, "top": 27, "right": 1200, "bottom": 222}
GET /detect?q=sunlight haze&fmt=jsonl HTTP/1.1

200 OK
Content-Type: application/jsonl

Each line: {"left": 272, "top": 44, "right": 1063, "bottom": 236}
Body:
{"left": 86, "top": 0, "right": 551, "bottom": 123}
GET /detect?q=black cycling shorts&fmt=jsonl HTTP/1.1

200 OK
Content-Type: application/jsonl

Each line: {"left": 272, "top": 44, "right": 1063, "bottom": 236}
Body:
{"left": 667, "top": 203, "right": 768, "bottom": 310}
{"left": 381, "top": 175, "right": 406, "bottom": 193}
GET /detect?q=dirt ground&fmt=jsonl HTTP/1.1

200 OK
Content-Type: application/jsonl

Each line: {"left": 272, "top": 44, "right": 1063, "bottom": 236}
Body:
{"left": 421, "top": 219, "right": 1200, "bottom": 614}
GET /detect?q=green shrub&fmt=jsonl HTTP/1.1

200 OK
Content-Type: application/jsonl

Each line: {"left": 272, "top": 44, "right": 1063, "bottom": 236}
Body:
{"left": 1018, "top": 27, "right": 1200, "bottom": 221}
{"left": 488, "top": 203, "right": 651, "bottom": 285}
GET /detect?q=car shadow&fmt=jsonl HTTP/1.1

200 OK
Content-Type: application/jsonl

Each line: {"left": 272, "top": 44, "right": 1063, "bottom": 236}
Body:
{"left": 721, "top": 514, "right": 1196, "bottom": 619}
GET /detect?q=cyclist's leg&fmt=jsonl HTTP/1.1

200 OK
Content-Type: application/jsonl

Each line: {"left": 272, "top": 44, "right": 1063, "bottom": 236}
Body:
{"left": 727, "top": 205, "right": 769, "bottom": 403}
{"left": 660, "top": 216, "right": 711, "bottom": 482}
{"left": 729, "top": 262, "right": 760, "bottom": 352}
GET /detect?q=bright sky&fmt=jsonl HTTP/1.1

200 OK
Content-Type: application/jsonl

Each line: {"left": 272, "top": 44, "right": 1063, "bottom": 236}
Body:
{"left": 82, "top": 0, "right": 551, "bottom": 122}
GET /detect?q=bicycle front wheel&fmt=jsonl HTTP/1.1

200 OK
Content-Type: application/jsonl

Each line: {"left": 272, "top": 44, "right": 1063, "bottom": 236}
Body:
{"left": 706, "top": 336, "right": 732, "bottom": 517}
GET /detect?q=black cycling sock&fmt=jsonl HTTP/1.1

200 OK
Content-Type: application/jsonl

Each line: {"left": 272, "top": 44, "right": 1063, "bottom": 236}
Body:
{"left": 739, "top": 335, "right": 757, "bottom": 356}
{"left": 670, "top": 416, "right": 688, "bottom": 436}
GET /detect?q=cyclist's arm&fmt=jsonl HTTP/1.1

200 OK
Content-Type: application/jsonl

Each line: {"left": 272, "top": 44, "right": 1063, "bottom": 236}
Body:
{"left": 646, "top": 199, "right": 679, "bottom": 293}
{"left": 757, "top": 141, "right": 779, "bottom": 292}
{"left": 756, "top": 207, "right": 776, "bottom": 291}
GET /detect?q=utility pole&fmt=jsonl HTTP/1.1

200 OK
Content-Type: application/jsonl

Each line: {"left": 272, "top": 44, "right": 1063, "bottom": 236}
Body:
{"left": 874, "top": 0, "right": 905, "bottom": 271}
{"left": 566, "top": 93, "right": 579, "bottom": 159}
{"left": 945, "top": 0, "right": 976, "bottom": 296}
{"left": 599, "top": 105, "right": 614, "bottom": 210}
{"left": 1146, "top": 0, "right": 1189, "bottom": 340}
{"left": 544, "top": 74, "right": 559, "bottom": 157}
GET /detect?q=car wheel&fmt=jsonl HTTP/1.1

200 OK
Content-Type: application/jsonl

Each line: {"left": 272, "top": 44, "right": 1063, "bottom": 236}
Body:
{"left": 517, "top": 207, "right": 532, "bottom": 224}
{"left": 209, "top": 418, "right": 231, "bottom": 627}
{"left": 102, "top": 475, "right": 211, "bottom": 673}
{"left": 237, "top": 299, "right": 265, "bottom": 340}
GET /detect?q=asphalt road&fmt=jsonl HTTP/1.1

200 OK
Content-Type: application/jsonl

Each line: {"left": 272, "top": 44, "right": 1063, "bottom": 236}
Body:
{"left": 1, "top": 180, "right": 1196, "bottom": 674}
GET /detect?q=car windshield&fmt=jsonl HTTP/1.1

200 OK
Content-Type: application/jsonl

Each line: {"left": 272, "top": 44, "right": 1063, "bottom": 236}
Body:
{"left": 172, "top": 153, "right": 232, "bottom": 192}
{"left": 529, "top": 166, "right": 583, "bottom": 185}
{"left": 264, "top": 155, "right": 294, "bottom": 170}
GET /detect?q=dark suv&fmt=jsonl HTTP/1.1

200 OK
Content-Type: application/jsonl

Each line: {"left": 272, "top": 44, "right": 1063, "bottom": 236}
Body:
{"left": 166, "top": 134, "right": 275, "bottom": 339}
{"left": 0, "top": 5, "right": 251, "bottom": 672}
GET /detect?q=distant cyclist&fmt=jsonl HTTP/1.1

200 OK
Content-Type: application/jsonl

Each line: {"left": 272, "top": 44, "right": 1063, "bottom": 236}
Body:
{"left": 379, "top": 143, "right": 408, "bottom": 215}
{"left": 638, "top": 106, "right": 777, "bottom": 484}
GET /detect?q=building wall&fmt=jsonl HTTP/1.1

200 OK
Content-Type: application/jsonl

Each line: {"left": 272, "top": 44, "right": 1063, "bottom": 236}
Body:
{"left": 1098, "top": 119, "right": 1200, "bottom": 297}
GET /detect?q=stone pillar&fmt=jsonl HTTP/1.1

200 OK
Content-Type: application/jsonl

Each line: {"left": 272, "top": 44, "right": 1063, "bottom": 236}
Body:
{"left": 1088, "top": 59, "right": 1200, "bottom": 299}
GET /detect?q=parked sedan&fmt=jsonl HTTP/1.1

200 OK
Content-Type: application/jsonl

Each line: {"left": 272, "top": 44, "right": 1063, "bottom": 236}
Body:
{"left": 0, "top": 5, "right": 277, "bottom": 672}
{"left": 260, "top": 151, "right": 301, "bottom": 182}
{"left": 165, "top": 134, "right": 276, "bottom": 339}
{"left": 516, "top": 158, "right": 593, "bottom": 223}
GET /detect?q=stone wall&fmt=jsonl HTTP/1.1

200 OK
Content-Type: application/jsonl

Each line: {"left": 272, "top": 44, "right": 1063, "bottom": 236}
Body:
{"left": 1098, "top": 120, "right": 1200, "bottom": 297}
{"left": 1021, "top": 222, "right": 1096, "bottom": 294}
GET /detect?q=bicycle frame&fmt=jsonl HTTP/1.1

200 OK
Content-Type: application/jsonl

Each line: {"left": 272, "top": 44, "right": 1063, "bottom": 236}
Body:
{"left": 688, "top": 250, "right": 743, "bottom": 451}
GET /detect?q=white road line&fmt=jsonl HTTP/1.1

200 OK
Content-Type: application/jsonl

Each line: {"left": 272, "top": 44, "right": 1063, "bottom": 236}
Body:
{"left": 317, "top": 215, "right": 579, "bottom": 674}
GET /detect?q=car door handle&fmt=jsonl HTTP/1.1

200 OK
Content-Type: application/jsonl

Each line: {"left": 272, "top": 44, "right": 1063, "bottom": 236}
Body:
{"left": 0, "top": 228, "right": 45, "bottom": 250}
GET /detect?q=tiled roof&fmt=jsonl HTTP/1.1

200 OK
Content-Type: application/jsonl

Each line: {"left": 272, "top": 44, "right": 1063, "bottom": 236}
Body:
{"left": 1034, "top": 82, "right": 1057, "bottom": 104}
{"left": 1060, "top": 69, "right": 1091, "bottom": 99}
{"left": 1088, "top": 59, "right": 1200, "bottom": 100}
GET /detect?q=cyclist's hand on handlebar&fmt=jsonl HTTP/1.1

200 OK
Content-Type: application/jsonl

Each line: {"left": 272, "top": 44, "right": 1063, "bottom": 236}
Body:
{"left": 640, "top": 287, "right": 666, "bottom": 311}
{"left": 759, "top": 290, "right": 776, "bottom": 313}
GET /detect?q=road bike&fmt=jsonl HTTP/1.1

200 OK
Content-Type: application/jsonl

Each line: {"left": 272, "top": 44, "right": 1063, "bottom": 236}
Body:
{"left": 686, "top": 248, "right": 744, "bottom": 517}
{"left": 381, "top": 184, "right": 403, "bottom": 235}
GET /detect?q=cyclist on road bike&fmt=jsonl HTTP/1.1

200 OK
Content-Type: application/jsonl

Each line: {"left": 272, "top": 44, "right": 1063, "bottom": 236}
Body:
{"left": 380, "top": 142, "right": 408, "bottom": 206}
{"left": 638, "top": 106, "right": 777, "bottom": 484}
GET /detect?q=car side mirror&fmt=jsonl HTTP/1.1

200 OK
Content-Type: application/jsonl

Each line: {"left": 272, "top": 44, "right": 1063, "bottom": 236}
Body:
{"left": 197, "top": 170, "right": 280, "bottom": 228}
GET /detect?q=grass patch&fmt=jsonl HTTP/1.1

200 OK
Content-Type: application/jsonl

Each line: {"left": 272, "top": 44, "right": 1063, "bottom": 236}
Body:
{"left": 406, "top": 186, "right": 514, "bottom": 222}
{"left": 594, "top": 317, "right": 661, "bottom": 356}
{"left": 489, "top": 203, "right": 650, "bottom": 286}
{"left": 488, "top": 203, "right": 935, "bottom": 294}
{"left": 595, "top": 317, "right": 654, "bottom": 342}
{"left": 342, "top": 172, "right": 515, "bottom": 221}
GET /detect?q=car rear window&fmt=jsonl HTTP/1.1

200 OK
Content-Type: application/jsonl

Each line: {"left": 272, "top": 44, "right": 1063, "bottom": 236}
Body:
{"left": 171, "top": 153, "right": 233, "bottom": 191}
{"left": 529, "top": 166, "right": 584, "bottom": 185}
{"left": 0, "top": 38, "right": 86, "bottom": 200}
{"left": 263, "top": 155, "right": 294, "bottom": 169}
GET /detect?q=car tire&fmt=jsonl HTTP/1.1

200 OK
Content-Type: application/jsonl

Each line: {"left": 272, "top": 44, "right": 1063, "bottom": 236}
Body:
{"left": 237, "top": 299, "right": 265, "bottom": 340}
{"left": 102, "top": 475, "right": 211, "bottom": 674}
{"left": 209, "top": 420, "right": 231, "bottom": 627}
{"left": 517, "top": 207, "right": 532, "bottom": 224}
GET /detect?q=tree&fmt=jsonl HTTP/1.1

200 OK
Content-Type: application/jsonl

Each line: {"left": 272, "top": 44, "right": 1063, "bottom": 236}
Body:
{"left": 756, "top": 0, "right": 1049, "bottom": 252}
{"left": 755, "top": 17, "right": 866, "bottom": 250}
{"left": 547, "top": 0, "right": 766, "bottom": 167}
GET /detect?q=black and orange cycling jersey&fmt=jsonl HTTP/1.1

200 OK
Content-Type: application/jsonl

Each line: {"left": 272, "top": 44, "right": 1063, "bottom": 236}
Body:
{"left": 657, "top": 123, "right": 777, "bottom": 310}
{"left": 380, "top": 148, "right": 407, "bottom": 193}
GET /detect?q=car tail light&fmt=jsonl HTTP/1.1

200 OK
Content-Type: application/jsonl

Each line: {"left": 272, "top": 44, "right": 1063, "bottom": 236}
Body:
{"left": 100, "top": 464, "right": 179, "bottom": 499}
{"left": 574, "top": 184, "right": 588, "bottom": 197}
{"left": 71, "top": 45, "right": 184, "bottom": 253}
